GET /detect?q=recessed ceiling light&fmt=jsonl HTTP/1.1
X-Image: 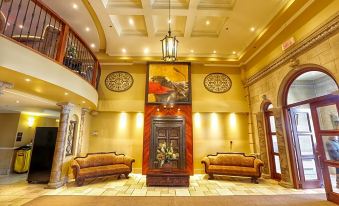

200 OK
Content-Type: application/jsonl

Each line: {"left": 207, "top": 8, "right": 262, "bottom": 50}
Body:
{"left": 82, "top": 101, "right": 86, "bottom": 104}
{"left": 85, "top": 27, "right": 90, "bottom": 32}
{"left": 128, "top": 18, "right": 134, "bottom": 26}
{"left": 144, "top": 48, "right": 149, "bottom": 54}
{"left": 90, "top": 43, "right": 95, "bottom": 48}
{"left": 19, "top": 25, "right": 23, "bottom": 29}
{"left": 72, "top": 3, "right": 78, "bottom": 9}
{"left": 122, "top": 48, "right": 127, "bottom": 53}
{"left": 25, "top": 78, "right": 31, "bottom": 82}
{"left": 206, "top": 20, "right": 210, "bottom": 25}
{"left": 190, "top": 50, "right": 194, "bottom": 53}
{"left": 213, "top": 50, "right": 216, "bottom": 54}
{"left": 16, "top": 100, "right": 20, "bottom": 104}
{"left": 250, "top": 27, "right": 255, "bottom": 32}
{"left": 232, "top": 51, "right": 236, "bottom": 54}
{"left": 64, "top": 92, "right": 68, "bottom": 96}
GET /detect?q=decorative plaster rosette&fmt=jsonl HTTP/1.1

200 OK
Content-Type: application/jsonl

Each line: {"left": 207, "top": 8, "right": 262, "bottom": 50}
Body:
{"left": 204, "top": 73, "right": 232, "bottom": 93}
{"left": 105, "top": 71, "right": 134, "bottom": 92}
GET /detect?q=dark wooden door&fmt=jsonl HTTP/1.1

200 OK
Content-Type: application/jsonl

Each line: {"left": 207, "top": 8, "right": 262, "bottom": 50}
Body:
{"left": 150, "top": 117, "right": 185, "bottom": 170}
{"left": 289, "top": 108, "right": 323, "bottom": 188}
{"left": 310, "top": 95, "right": 339, "bottom": 204}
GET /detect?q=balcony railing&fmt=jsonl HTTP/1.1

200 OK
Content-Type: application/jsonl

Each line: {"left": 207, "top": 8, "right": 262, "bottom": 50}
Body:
{"left": 0, "top": 0, "right": 101, "bottom": 89}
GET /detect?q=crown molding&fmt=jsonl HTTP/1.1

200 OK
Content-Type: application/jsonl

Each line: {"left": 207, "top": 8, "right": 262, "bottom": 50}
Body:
{"left": 245, "top": 13, "right": 339, "bottom": 87}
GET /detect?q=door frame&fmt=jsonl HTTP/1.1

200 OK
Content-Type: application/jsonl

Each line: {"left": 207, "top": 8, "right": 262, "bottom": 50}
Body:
{"left": 310, "top": 95, "right": 339, "bottom": 204}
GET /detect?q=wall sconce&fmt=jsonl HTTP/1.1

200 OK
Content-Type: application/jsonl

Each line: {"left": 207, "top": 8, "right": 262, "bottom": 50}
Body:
{"left": 27, "top": 117, "right": 35, "bottom": 127}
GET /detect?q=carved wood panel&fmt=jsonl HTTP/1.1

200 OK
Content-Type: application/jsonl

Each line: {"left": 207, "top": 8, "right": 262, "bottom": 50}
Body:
{"left": 143, "top": 105, "right": 193, "bottom": 175}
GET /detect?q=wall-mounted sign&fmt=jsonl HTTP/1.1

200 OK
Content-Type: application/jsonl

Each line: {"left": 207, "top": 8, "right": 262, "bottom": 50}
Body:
{"left": 281, "top": 37, "right": 295, "bottom": 51}
{"left": 16, "top": 132, "right": 23, "bottom": 142}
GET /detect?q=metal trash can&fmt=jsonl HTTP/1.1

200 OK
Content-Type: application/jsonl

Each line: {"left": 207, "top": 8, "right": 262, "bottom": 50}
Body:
{"left": 14, "top": 146, "right": 32, "bottom": 173}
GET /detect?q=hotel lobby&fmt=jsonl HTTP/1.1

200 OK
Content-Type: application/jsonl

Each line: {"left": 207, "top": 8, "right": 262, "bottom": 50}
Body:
{"left": 0, "top": 0, "right": 338, "bottom": 205}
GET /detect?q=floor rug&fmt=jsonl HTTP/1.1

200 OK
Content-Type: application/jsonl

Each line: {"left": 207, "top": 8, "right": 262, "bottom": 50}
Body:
{"left": 23, "top": 194, "right": 336, "bottom": 206}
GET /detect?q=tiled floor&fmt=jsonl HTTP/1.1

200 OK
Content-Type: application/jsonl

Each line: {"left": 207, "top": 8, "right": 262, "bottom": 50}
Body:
{"left": 0, "top": 173, "right": 328, "bottom": 206}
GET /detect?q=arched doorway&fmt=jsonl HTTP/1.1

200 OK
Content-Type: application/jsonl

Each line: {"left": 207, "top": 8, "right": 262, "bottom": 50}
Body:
{"left": 280, "top": 66, "right": 339, "bottom": 202}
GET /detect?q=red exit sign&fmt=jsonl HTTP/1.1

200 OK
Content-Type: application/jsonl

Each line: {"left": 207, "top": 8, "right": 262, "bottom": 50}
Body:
{"left": 281, "top": 37, "right": 296, "bottom": 51}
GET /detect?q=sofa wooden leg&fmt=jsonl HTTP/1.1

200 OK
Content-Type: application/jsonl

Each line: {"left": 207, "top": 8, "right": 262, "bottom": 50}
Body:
{"left": 208, "top": 174, "right": 214, "bottom": 180}
{"left": 251, "top": 177, "right": 259, "bottom": 184}
{"left": 125, "top": 173, "right": 130, "bottom": 179}
{"left": 76, "top": 178, "right": 85, "bottom": 186}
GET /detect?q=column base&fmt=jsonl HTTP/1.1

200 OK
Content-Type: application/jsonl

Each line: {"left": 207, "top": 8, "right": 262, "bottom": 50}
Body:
{"left": 46, "top": 181, "right": 65, "bottom": 189}
{"left": 278, "top": 180, "right": 294, "bottom": 188}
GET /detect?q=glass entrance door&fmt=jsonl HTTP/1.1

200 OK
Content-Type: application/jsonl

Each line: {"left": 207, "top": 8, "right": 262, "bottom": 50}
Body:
{"left": 289, "top": 106, "right": 322, "bottom": 188}
{"left": 310, "top": 96, "right": 339, "bottom": 204}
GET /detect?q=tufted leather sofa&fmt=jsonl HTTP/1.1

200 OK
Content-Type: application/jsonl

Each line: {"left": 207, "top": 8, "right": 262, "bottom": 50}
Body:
{"left": 201, "top": 152, "right": 264, "bottom": 183}
{"left": 71, "top": 152, "right": 135, "bottom": 186}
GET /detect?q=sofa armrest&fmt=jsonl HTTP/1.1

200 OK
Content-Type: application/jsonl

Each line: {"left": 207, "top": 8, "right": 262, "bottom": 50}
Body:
{"left": 201, "top": 157, "right": 210, "bottom": 172}
{"left": 254, "top": 159, "right": 264, "bottom": 176}
{"left": 123, "top": 156, "right": 135, "bottom": 169}
{"left": 71, "top": 160, "right": 80, "bottom": 178}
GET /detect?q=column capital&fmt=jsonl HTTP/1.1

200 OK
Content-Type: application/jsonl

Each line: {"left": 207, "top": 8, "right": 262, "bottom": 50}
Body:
{"left": 57, "top": 102, "right": 74, "bottom": 114}
{"left": 0, "top": 81, "right": 13, "bottom": 95}
{"left": 81, "top": 108, "right": 90, "bottom": 113}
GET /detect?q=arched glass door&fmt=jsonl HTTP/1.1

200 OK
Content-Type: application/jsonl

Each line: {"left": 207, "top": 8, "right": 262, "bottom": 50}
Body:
{"left": 285, "top": 70, "right": 338, "bottom": 189}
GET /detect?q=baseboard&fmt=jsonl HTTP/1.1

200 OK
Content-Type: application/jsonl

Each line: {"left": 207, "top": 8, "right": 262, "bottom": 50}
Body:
{"left": 132, "top": 168, "right": 142, "bottom": 174}
{"left": 262, "top": 173, "right": 271, "bottom": 179}
{"left": 0, "top": 169, "right": 10, "bottom": 175}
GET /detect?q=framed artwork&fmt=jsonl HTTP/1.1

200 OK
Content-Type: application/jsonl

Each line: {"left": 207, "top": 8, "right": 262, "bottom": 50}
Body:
{"left": 146, "top": 62, "right": 191, "bottom": 104}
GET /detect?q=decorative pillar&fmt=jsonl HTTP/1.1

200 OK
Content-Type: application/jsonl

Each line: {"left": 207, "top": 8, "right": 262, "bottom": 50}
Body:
{"left": 77, "top": 108, "right": 89, "bottom": 156}
{"left": 272, "top": 108, "right": 293, "bottom": 188}
{"left": 256, "top": 112, "right": 270, "bottom": 176}
{"left": 47, "top": 102, "right": 74, "bottom": 189}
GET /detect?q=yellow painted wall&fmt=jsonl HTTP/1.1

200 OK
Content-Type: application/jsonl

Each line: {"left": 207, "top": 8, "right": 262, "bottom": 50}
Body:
{"left": 88, "top": 63, "right": 251, "bottom": 173}
{"left": 245, "top": 0, "right": 339, "bottom": 79}
{"left": 88, "top": 112, "right": 144, "bottom": 173}
{"left": 15, "top": 114, "right": 59, "bottom": 147}
{"left": 98, "top": 64, "right": 248, "bottom": 112}
{"left": 193, "top": 112, "right": 250, "bottom": 173}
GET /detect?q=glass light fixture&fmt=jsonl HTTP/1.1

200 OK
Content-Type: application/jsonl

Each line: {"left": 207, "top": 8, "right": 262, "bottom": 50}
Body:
{"left": 161, "top": 0, "right": 178, "bottom": 62}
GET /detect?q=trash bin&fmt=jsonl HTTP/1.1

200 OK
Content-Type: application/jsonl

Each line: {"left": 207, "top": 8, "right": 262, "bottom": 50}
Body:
{"left": 14, "top": 146, "right": 32, "bottom": 173}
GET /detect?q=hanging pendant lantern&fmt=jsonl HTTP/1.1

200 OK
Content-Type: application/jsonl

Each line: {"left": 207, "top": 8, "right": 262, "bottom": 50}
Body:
{"left": 161, "top": 0, "right": 178, "bottom": 62}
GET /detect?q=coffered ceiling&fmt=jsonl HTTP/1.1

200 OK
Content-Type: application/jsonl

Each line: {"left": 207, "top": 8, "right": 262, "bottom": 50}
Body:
{"left": 89, "top": 0, "right": 292, "bottom": 61}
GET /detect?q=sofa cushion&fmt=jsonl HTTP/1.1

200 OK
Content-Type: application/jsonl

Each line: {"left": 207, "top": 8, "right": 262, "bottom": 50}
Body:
{"left": 79, "top": 164, "right": 130, "bottom": 178}
{"left": 209, "top": 154, "right": 254, "bottom": 167}
{"left": 76, "top": 153, "right": 125, "bottom": 168}
{"left": 208, "top": 165, "right": 257, "bottom": 176}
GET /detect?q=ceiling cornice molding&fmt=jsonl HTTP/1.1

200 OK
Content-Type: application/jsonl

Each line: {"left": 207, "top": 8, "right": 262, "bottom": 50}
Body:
{"left": 82, "top": 0, "right": 107, "bottom": 51}
{"left": 239, "top": 0, "right": 310, "bottom": 62}
{"left": 245, "top": 13, "right": 339, "bottom": 87}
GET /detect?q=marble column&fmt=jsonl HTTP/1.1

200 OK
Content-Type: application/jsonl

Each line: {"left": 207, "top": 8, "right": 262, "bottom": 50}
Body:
{"left": 272, "top": 108, "right": 293, "bottom": 188}
{"left": 256, "top": 112, "right": 270, "bottom": 176}
{"left": 77, "top": 108, "right": 89, "bottom": 156}
{"left": 47, "top": 102, "right": 74, "bottom": 189}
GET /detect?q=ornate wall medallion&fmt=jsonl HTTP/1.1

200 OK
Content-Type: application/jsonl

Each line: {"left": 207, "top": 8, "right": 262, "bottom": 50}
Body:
{"left": 105, "top": 71, "right": 134, "bottom": 92}
{"left": 204, "top": 73, "right": 232, "bottom": 93}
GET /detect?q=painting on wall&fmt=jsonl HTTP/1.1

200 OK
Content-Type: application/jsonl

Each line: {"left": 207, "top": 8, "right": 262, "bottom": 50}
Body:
{"left": 146, "top": 63, "right": 191, "bottom": 104}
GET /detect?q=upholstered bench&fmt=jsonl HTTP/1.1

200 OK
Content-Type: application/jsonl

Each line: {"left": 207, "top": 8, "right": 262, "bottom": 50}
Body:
{"left": 201, "top": 152, "right": 264, "bottom": 183}
{"left": 71, "top": 152, "right": 135, "bottom": 186}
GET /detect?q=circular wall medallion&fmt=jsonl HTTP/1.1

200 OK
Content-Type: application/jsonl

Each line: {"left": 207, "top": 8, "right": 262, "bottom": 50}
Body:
{"left": 105, "top": 71, "right": 134, "bottom": 92}
{"left": 204, "top": 73, "right": 232, "bottom": 93}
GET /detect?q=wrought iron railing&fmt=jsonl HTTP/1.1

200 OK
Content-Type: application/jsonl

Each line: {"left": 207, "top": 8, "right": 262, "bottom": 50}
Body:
{"left": 0, "top": 0, "right": 101, "bottom": 89}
